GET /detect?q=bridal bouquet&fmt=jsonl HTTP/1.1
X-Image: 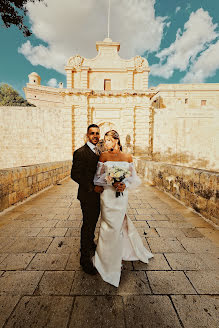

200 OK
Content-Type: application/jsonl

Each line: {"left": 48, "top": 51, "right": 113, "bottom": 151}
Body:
{"left": 106, "top": 166, "right": 131, "bottom": 197}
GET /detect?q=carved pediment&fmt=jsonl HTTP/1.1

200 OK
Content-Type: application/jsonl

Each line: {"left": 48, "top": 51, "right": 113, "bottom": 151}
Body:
{"left": 134, "top": 56, "right": 148, "bottom": 72}
{"left": 68, "top": 55, "right": 84, "bottom": 69}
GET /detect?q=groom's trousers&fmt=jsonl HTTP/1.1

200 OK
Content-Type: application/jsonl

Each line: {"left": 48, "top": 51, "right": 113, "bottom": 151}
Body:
{"left": 80, "top": 194, "right": 100, "bottom": 262}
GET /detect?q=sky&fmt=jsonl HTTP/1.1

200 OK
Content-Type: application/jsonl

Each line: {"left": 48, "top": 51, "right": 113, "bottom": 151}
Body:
{"left": 0, "top": 0, "right": 219, "bottom": 97}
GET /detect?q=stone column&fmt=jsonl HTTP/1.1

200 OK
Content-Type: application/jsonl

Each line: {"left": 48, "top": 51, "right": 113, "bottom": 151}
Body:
{"left": 87, "top": 106, "right": 92, "bottom": 126}
{"left": 127, "top": 69, "right": 134, "bottom": 89}
{"left": 122, "top": 99, "right": 135, "bottom": 153}
{"left": 81, "top": 67, "right": 89, "bottom": 89}
{"left": 66, "top": 69, "right": 73, "bottom": 89}
{"left": 142, "top": 71, "right": 149, "bottom": 90}
{"left": 134, "top": 97, "right": 150, "bottom": 156}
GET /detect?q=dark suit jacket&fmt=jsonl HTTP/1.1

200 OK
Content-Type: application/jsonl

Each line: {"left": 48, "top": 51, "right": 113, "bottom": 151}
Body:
{"left": 71, "top": 144, "right": 100, "bottom": 201}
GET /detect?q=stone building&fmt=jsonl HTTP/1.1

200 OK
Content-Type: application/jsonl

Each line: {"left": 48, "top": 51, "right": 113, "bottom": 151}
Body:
{"left": 24, "top": 38, "right": 152, "bottom": 156}
{"left": 24, "top": 38, "right": 219, "bottom": 164}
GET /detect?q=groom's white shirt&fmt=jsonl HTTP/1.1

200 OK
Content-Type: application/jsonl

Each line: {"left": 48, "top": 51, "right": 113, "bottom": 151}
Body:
{"left": 87, "top": 141, "right": 96, "bottom": 153}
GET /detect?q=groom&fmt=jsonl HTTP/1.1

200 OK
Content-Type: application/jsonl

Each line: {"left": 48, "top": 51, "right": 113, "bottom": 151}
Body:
{"left": 71, "top": 124, "right": 104, "bottom": 275}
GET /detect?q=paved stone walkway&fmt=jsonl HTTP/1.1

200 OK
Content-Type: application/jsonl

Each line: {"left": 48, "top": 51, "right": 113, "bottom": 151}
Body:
{"left": 0, "top": 178, "right": 218, "bottom": 328}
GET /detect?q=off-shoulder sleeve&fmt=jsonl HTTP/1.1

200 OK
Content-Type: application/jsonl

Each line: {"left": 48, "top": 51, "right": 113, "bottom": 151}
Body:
{"left": 123, "top": 162, "right": 141, "bottom": 189}
{"left": 93, "top": 161, "right": 108, "bottom": 186}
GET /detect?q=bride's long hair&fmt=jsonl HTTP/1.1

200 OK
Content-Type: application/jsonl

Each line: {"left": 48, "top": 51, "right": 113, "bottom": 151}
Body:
{"left": 104, "top": 130, "right": 122, "bottom": 151}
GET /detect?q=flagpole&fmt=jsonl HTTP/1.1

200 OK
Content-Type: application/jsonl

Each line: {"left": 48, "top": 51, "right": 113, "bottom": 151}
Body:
{"left": 108, "top": 0, "right": 111, "bottom": 38}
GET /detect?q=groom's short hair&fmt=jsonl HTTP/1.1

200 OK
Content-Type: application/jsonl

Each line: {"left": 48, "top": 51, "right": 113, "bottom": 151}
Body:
{"left": 87, "top": 124, "right": 99, "bottom": 133}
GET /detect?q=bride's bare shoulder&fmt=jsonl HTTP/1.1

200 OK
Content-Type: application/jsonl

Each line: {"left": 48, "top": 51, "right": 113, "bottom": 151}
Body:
{"left": 99, "top": 151, "right": 109, "bottom": 162}
{"left": 121, "top": 152, "right": 133, "bottom": 163}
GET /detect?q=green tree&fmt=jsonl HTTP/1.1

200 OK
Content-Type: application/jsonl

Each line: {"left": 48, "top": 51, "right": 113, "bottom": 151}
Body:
{"left": 0, "top": 83, "right": 35, "bottom": 106}
{"left": 0, "top": 0, "right": 45, "bottom": 37}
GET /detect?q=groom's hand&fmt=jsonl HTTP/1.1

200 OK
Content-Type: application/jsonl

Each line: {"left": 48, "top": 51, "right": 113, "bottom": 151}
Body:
{"left": 94, "top": 186, "right": 104, "bottom": 193}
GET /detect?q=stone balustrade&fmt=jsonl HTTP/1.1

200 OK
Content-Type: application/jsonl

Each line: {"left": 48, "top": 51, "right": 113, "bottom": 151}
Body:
{"left": 0, "top": 160, "right": 72, "bottom": 212}
{"left": 135, "top": 159, "right": 219, "bottom": 226}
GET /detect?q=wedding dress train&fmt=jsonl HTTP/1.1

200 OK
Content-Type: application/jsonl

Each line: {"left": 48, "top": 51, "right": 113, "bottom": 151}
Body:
{"left": 92, "top": 161, "right": 153, "bottom": 287}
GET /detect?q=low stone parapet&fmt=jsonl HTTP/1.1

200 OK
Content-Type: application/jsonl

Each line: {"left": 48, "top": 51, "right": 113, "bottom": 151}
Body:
{"left": 135, "top": 159, "right": 219, "bottom": 226}
{"left": 0, "top": 160, "right": 72, "bottom": 211}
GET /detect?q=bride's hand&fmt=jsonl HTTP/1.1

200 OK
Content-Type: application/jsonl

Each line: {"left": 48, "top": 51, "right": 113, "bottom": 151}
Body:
{"left": 113, "top": 182, "right": 126, "bottom": 192}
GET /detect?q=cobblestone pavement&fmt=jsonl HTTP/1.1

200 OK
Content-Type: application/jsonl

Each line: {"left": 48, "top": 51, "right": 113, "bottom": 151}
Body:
{"left": 0, "top": 178, "right": 218, "bottom": 328}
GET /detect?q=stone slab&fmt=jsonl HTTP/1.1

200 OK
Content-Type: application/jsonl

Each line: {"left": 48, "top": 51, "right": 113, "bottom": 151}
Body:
{"left": 117, "top": 271, "right": 151, "bottom": 295}
{"left": 156, "top": 227, "right": 186, "bottom": 238}
{"left": 34, "top": 271, "right": 75, "bottom": 295}
{"left": 179, "top": 238, "right": 219, "bottom": 254}
{"left": 185, "top": 217, "right": 213, "bottom": 228}
{"left": 71, "top": 271, "right": 117, "bottom": 295}
{"left": 151, "top": 214, "right": 170, "bottom": 221}
{"left": 0, "top": 226, "right": 42, "bottom": 237}
{"left": 0, "top": 238, "right": 16, "bottom": 252}
{"left": 182, "top": 228, "right": 204, "bottom": 238}
{"left": 68, "top": 296, "right": 125, "bottom": 328}
{"left": 172, "top": 295, "right": 219, "bottom": 328}
{"left": 27, "top": 253, "right": 69, "bottom": 270}
{"left": 123, "top": 295, "right": 181, "bottom": 328}
{"left": 2, "top": 237, "right": 53, "bottom": 253}
{"left": 200, "top": 253, "right": 219, "bottom": 271}
{"left": 135, "top": 214, "right": 156, "bottom": 221}
{"left": 46, "top": 237, "right": 80, "bottom": 254}
{"left": 185, "top": 271, "right": 219, "bottom": 294}
{"left": 147, "top": 237, "right": 186, "bottom": 253}
{"left": 136, "top": 208, "right": 159, "bottom": 215}
{"left": 164, "top": 253, "right": 209, "bottom": 271}
{"left": 133, "top": 221, "right": 149, "bottom": 228}
{"left": 65, "top": 228, "right": 81, "bottom": 237}
{"left": 147, "top": 271, "right": 196, "bottom": 294}
{"left": 197, "top": 228, "right": 219, "bottom": 245}
{"left": 71, "top": 270, "right": 151, "bottom": 295}
{"left": 148, "top": 220, "right": 192, "bottom": 228}
{"left": 11, "top": 219, "right": 58, "bottom": 228}
{"left": 0, "top": 295, "right": 20, "bottom": 328}
{"left": 65, "top": 252, "right": 81, "bottom": 271}
{"left": 133, "top": 254, "right": 171, "bottom": 271}
{"left": 136, "top": 227, "right": 158, "bottom": 237}
{"left": 37, "top": 227, "right": 68, "bottom": 237}
{"left": 0, "top": 253, "right": 35, "bottom": 270}
{"left": 56, "top": 220, "right": 81, "bottom": 228}
{"left": 0, "top": 254, "right": 8, "bottom": 264}
{"left": 0, "top": 271, "right": 43, "bottom": 295}
{"left": 4, "top": 296, "right": 73, "bottom": 328}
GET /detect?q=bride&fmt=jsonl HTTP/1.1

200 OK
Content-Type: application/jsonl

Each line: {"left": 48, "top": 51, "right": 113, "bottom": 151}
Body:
{"left": 92, "top": 130, "right": 153, "bottom": 287}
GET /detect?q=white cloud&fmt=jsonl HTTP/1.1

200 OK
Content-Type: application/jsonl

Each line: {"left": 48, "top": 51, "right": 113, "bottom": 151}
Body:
{"left": 182, "top": 40, "right": 219, "bottom": 82}
{"left": 18, "top": 0, "right": 168, "bottom": 73}
{"left": 47, "top": 78, "right": 58, "bottom": 87}
{"left": 175, "top": 6, "right": 181, "bottom": 14}
{"left": 150, "top": 8, "right": 218, "bottom": 79}
{"left": 18, "top": 41, "right": 66, "bottom": 74}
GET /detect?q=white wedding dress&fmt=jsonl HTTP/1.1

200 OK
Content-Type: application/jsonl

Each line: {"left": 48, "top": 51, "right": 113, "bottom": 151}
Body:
{"left": 92, "top": 161, "right": 153, "bottom": 287}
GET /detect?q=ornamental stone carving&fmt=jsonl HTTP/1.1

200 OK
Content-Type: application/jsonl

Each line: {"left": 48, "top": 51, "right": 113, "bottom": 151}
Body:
{"left": 68, "top": 55, "right": 84, "bottom": 69}
{"left": 134, "top": 56, "right": 148, "bottom": 71}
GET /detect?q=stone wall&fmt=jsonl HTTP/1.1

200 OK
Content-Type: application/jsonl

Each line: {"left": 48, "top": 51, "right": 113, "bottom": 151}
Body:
{"left": 135, "top": 159, "right": 219, "bottom": 226}
{"left": 152, "top": 106, "right": 219, "bottom": 172}
{"left": 0, "top": 160, "right": 72, "bottom": 212}
{"left": 0, "top": 106, "right": 72, "bottom": 169}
